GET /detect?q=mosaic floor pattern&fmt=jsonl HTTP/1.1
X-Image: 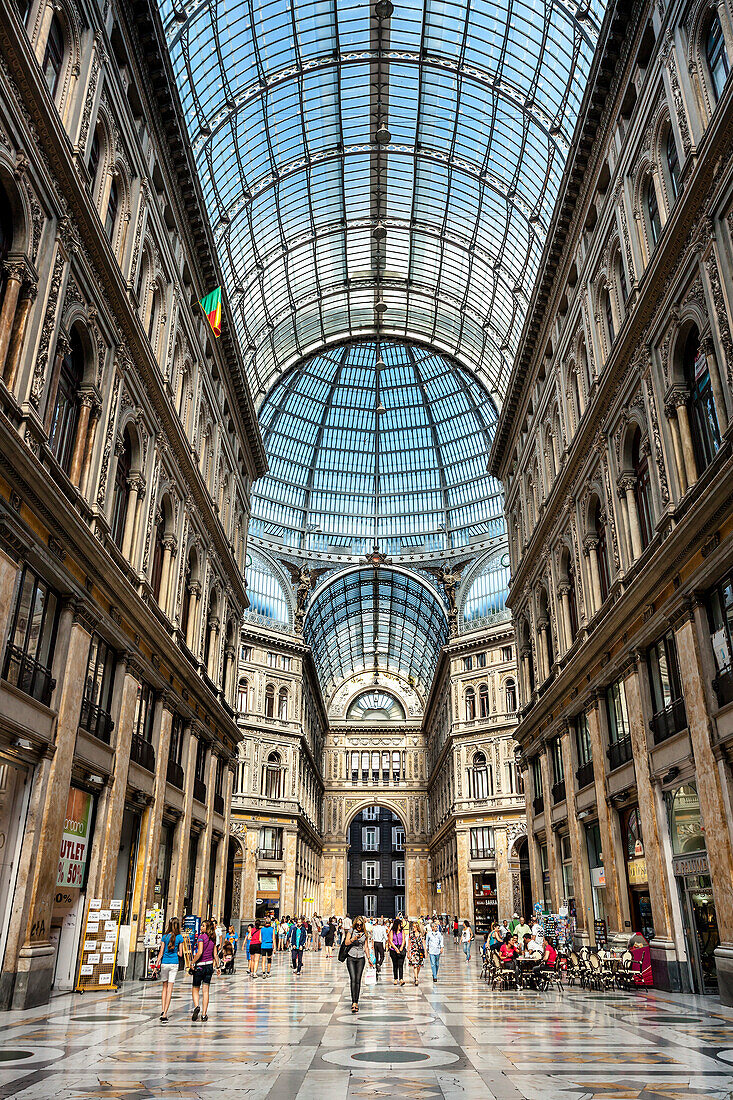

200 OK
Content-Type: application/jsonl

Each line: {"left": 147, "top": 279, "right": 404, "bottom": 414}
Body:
{"left": 0, "top": 942, "right": 732, "bottom": 1098}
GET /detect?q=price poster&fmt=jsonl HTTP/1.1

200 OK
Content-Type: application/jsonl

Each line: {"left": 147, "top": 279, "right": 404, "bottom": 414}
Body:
{"left": 57, "top": 788, "right": 93, "bottom": 889}
{"left": 143, "top": 906, "right": 164, "bottom": 948}
{"left": 75, "top": 898, "right": 123, "bottom": 992}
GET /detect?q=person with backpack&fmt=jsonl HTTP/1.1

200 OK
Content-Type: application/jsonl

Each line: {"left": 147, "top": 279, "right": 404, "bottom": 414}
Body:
{"left": 154, "top": 917, "right": 183, "bottom": 1022}
{"left": 291, "top": 916, "right": 307, "bottom": 974}
{"left": 260, "top": 916, "right": 275, "bottom": 978}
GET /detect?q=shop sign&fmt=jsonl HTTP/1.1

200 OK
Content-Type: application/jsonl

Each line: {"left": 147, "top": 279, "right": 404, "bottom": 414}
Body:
{"left": 627, "top": 857, "right": 648, "bottom": 885}
{"left": 590, "top": 866, "right": 606, "bottom": 887}
{"left": 257, "top": 874, "right": 279, "bottom": 893}
{"left": 57, "top": 788, "right": 93, "bottom": 888}
{"left": 673, "top": 853, "right": 709, "bottom": 877}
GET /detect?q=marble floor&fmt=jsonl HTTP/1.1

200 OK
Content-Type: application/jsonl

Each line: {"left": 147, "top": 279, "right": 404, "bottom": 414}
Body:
{"left": 0, "top": 942, "right": 733, "bottom": 1099}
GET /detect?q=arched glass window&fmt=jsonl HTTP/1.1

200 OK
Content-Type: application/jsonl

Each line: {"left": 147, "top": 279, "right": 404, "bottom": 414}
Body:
{"left": 263, "top": 750, "right": 282, "bottom": 798}
{"left": 148, "top": 288, "right": 161, "bottom": 343}
{"left": 470, "top": 751, "right": 492, "bottom": 799}
{"left": 505, "top": 678, "right": 517, "bottom": 713}
{"left": 617, "top": 254, "right": 628, "bottom": 307}
{"left": 479, "top": 683, "right": 489, "bottom": 718}
{"left": 49, "top": 328, "right": 83, "bottom": 473}
{"left": 105, "top": 178, "right": 118, "bottom": 241}
{"left": 666, "top": 127, "right": 680, "bottom": 199}
{"left": 42, "top": 14, "right": 65, "bottom": 98}
{"left": 707, "top": 12, "right": 730, "bottom": 102}
{"left": 683, "top": 327, "right": 720, "bottom": 473}
{"left": 566, "top": 558, "right": 579, "bottom": 640}
{"left": 604, "top": 287, "right": 615, "bottom": 345}
{"left": 646, "top": 177, "right": 661, "bottom": 245}
{"left": 0, "top": 184, "right": 13, "bottom": 310}
{"left": 150, "top": 512, "right": 165, "bottom": 600}
{"left": 465, "top": 687, "right": 476, "bottom": 721}
{"left": 88, "top": 129, "right": 101, "bottom": 193}
{"left": 631, "top": 429, "right": 654, "bottom": 550}
{"left": 264, "top": 684, "right": 275, "bottom": 719}
{"left": 592, "top": 498, "right": 611, "bottom": 602}
{"left": 111, "top": 428, "right": 131, "bottom": 549}
{"left": 237, "top": 678, "right": 248, "bottom": 713}
{"left": 278, "top": 687, "right": 288, "bottom": 720}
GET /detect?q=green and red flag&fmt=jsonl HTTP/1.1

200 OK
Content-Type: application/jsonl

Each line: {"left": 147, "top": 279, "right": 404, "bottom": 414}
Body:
{"left": 199, "top": 286, "right": 222, "bottom": 338}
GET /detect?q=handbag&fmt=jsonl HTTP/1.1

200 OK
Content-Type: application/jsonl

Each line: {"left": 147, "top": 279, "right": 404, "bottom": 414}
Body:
{"left": 338, "top": 940, "right": 349, "bottom": 963}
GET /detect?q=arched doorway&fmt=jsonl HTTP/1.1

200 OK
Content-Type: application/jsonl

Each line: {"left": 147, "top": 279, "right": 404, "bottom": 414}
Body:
{"left": 343, "top": 801, "right": 409, "bottom": 919}
{"left": 517, "top": 838, "right": 532, "bottom": 918}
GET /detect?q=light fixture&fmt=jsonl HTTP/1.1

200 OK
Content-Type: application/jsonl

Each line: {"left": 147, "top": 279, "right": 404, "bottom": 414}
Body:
{"left": 373, "top": 221, "right": 387, "bottom": 241}
{"left": 375, "top": 0, "right": 393, "bottom": 17}
{"left": 577, "top": 809, "right": 590, "bottom": 820}
{"left": 87, "top": 773, "right": 104, "bottom": 785}
{"left": 375, "top": 356, "right": 386, "bottom": 370}
{"left": 376, "top": 402, "right": 386, "bottom": 414}
{"left": 13, "top": 737, "right": 33, "bottom": 751}
{"left": 663, "top": 766, "right": 680, "bottom": 785}
{"left": 375, "top": 125, "right": 391, "bottom": 145}
{"left": 375, "top": 299, "right": 388, "bottom": 313}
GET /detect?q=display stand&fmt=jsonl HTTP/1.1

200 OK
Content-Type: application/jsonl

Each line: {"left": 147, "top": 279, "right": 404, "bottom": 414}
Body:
{"left": 75, "top": 898, "right": 123, "bottom": 992}
{"left": 141, "top": 905, "right": 164, "bottom": 981}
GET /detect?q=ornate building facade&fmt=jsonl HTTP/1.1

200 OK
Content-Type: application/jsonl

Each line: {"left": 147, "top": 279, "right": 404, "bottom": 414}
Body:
{"left": 0, "top": 0, "right": 265, "bottom": 1009}
{"left": 490, "top": 0, "right": 733, "bottom": 1003}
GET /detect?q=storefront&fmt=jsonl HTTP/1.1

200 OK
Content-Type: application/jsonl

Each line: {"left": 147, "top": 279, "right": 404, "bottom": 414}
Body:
{"left": 667, "top": 783, "right": 719, "bottom": 995}
{"left": 623, "top": 806, "right": 654, "bottom": 940}
{"left": 586, "top": 822, "right": 606, "bottom": 923}
{"left": 256, "top": 873, "right": 280, "bottom": 918}
{"left": 0, "top": 756, "right": 33, "bottom": 977}
{"left": 50, "top": 786, "right": 96, "bottom": 990}
{"left": 154, "top": 822, "right": 174, "bottom": 917}
{"left": 472, "top": 872, "right": 497, "bottom": 935}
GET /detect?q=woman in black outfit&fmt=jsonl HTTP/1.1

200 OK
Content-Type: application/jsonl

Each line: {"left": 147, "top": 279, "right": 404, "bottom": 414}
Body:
{"left": 387, "top": 918, "right": 407, "bottom": 984}
{"left": 343, "top": 916, "right": 371, "bottom": 1012}
{"left": 323, "top": 915, "right": 336, "bottom": 958}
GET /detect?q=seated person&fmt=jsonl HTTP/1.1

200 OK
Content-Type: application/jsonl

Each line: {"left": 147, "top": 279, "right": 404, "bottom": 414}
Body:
{"left": 221, "top": 941, "right": 235, "bottom": 974}
{"left": 499, "top": 934, "right": 522, "bottom": 982}
{"left": 543, "top": 938, "right": 558, "bottom": 967}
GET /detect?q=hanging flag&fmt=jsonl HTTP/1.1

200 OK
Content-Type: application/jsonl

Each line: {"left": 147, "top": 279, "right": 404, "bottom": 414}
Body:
{"left": 199, "top": 286, "right": 222, "bottom": 338}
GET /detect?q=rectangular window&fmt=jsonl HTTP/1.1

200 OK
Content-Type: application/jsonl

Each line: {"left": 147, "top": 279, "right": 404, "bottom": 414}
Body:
{"left": 362, "top": 826, "right": 378, "bottom": 851}
{"left": 364, "top": 894, "right": 377, "bottom": 918}
{"left": 362, "top": 806, "right": 379, "bottom": 821}
{"left": 259, "top": 826, "right": 283, "bottom": 859}
{"left": 707, "top": 575, "right": 733, "bottom": 706}
{"left": 551, "top": 739, "right": 564, "bottom": 783}
{"left": 463, "top": 656, "right": 473, "bottom": 671}
{"left": 393, "top": 860, "right": 405, "bottom": 886}
{"left": 561, "top": 835, "right": 574, "bottom": 907}
{"left": 80, "top": 633, "right": 116, "bottom": 743}
{"left": 195, "top": 737, "right": 207, "bottom": 783}
{"left": 351, "top": 751, "right": 359, "bottom": 779}
{"left": 241, "top": 645, "right": 252, "bottom": 662}
{"left": 393, "top": 826, "right": 405, "bottom": 851}
{"left": 267, "top": 651, "right": 276, "bottom": 667}
{"left": 605, "top": 678, "right": 632, "bottom": 768}
{"left": 394, "top": 894, "right": 404, "bottom": 917}
{"left": 502, "top": 646, "right": 512, "bottom": 662}
{"left": 280, "top": 656, "right": 291, "bottom": 671}
{"left": 168, "top": 712, "right": 184, "bottom": 765}
{"left": 470, "top": 826, "right": 495, "bottom": 859}
{"left": 475, "top": 652, "right": 486, "bottom": 668}
{"left": 392, "top": 751, "right": 401, "bottom": 781}
{"left": 531, "top": 756, "right": 543, "bottom": 796}
{"left": 575, "top": 712, "right": 592, "bottom": 766}
{"left": 362, "top": 860, "right": 378, "bottom": 886}
{"left": 3, "top": 566, "right": 60, "bottom": 706}
{"left": 647, "top": 631, "right": 686, "bottom": 742}
{"left": 506, "top": 761, "right": 524, "bottom": 795}
{"left": 133, "top": 681, "right": 156, "bottom": 742}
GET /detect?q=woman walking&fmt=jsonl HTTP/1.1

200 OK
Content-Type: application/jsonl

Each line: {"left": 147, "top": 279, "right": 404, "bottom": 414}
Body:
{"left": 154, "top": 917, "right": 183, "bottom": 1022}
{"left": 388, "top": 918, "right": 407, "bottom": 985}
{"left": 343, "top": 915, "right": 371, "bottom": 1013}
{"left": 408, "top": 921, "right": 426, "bottom": 986}
{"left": 249, "top": 919, "right": 262, "bottom": 978}
{"left": 190, "top": 919, "right": 220, "bottom": 1022}
{"left": 323, "top": 916, "right": 336, "bottom": 957}
{"left": 461, "top": 919, "right": 474, "bottom": 962}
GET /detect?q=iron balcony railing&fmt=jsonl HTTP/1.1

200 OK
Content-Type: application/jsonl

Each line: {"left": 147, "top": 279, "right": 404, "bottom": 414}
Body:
{"left": 130, "top": 732, "right": 155, "bottom": 772}
{"left": 649, "top": 697, "right": 687, "bottom": 744}
{"left": 193, "top": 777, "right": 207, "bottom": 803}
{"left": 607, "top": 733, "right": 633, "bottom": 770}
{"left": 4, "top": 645, "right": 55, "bottom": 706}
{"left": 576, "top": 761, "right": 595, "bottom": 789}
{"left": 552, "top": 780, "right": 566, "bottom": 804}
{"left": 79, "top": 697, "right": 114, "bottom": 744}
{"left": 532, "top": 795, "right": 545, "bottom": 815}
{"left": 166, "top": 758, "right": 184, "bottom": 789}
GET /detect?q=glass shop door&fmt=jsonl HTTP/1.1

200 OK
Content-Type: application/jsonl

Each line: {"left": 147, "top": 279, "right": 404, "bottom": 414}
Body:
{"left": 681, "top": 875, "right": 719, "bottom": 995}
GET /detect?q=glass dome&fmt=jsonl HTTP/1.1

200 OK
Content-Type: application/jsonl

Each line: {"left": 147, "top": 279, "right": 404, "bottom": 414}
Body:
{"left": 244, "top": 550, "right": 291, "bottom": 626}
{"left": 249, "top": 341, "right": 505, "bottom": 560}
{"left": 462, "top": 550, "right": 512, "bottom": 626}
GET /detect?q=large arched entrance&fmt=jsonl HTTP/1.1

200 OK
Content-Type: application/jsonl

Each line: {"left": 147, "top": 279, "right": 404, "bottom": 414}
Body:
{"left": 346, "top": 804, "right": 407, "bottom": 920}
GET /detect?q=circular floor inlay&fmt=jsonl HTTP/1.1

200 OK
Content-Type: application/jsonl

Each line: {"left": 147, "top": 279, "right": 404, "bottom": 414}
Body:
{"left": 353, "top": 1050, "right": 430, "bottom": 1064}
{"left": 0, "top": 1051, "right": 33, "bottom": 1062}
{"left": 73, "top": 1014, "right": 130, "bottom": 1022}
{"left": 0, "top": 1048, "right": 65, "bottom": 1066}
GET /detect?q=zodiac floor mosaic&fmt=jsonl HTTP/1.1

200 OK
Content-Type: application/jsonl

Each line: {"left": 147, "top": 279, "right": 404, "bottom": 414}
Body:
{"left": 0, "top": 941, "right": 732, "bottom": 1099}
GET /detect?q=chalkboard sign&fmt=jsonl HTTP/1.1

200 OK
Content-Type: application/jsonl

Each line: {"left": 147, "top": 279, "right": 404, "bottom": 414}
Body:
{"left": 594, "top": 918, "right": 607, "bottom": 947}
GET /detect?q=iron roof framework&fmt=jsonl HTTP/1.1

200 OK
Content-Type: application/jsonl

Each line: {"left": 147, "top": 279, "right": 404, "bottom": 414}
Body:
{"left": 303, "top": 567, "right": 449, "bottom": 700}
{"left": 157, "top": 0, "right": 605, "bottom": 406}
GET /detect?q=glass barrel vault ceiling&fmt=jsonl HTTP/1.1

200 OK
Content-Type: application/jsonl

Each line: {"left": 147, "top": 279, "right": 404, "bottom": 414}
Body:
{"left": 303, "top": 568, "right": 449, "bottom": 701}
{"left": 249, "top": 340, "right": 505, "bottom": 558}
{"left": 157, "top": 0, "right": 605, "bottom": 404}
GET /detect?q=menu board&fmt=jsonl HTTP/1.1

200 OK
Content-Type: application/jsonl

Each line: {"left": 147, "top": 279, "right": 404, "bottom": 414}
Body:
{"left": 594, "top": 918, "right": 607, "bottom": 947}
{"left": 75, "top": 898, "right": 123, "bottom": 992}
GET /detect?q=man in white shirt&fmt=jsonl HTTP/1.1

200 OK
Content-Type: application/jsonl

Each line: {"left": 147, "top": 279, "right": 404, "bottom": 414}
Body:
{"left": 531, "top": 919, "right": 543, "bottom": 939}
{"left": 371, "top": 920, "right": 387, "bottom": 979}
{"left": 498, "top": 920, "right": 510, "bottom": 942}
{"left": 425, "top": 920, "right": 444, "bottom": 982}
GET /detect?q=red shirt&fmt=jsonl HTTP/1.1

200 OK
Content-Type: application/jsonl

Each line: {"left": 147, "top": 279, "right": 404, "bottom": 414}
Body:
{"left": 500, "top": 943, "right": 518, "bottom": 962}
{"left": 544, "top": 943, "right": 557, "bottom": 965}
{"left": 251, "top": 927, "right": 261, "bottom": 945}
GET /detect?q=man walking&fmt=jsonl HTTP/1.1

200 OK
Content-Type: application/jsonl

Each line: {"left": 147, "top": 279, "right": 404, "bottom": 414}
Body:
{"left": 425, "top": 920, "right": 444, "bottom": 982}
{"left": 371, "top": 918, "right": 387, "bottom": 979}
{"left": 291, "top": 917, "right": 307, "bottom": 975}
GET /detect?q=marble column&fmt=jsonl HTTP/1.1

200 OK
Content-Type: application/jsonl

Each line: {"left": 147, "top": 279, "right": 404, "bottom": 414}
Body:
{"left": 79, "top": 400, "right": 101, "bottom": 499}
{"left": 558, "top": 584, "right": 572, "bottom": 651}
{"left": 13, "top": 601, "right": 94, "bottom": 1009}
{"left": 539, "top": 748, "right": 561, "bottom": 909}
{"left": 321, "top": 842, "right": 347, "bottom": 916}
{"left": 0, "top": 261, "right": 24, "bottom": 377}
{"left": 129, "top": 699, "right": 174, "bottom": 965}
{"left": 665, "top": 403, "right": 688, "bottom": 496}
{"left": 559, "top": 724, "right": 592, "bottom": 942}
{"left": 281, "top": 829, "right": 298, "bottom": 916}
{"left": 587, "top": 697, "right": 625, "bottom": 935}
{"left": 624, "top": 661, "right": 677, "bottom": 985}
{"left": 584, "top": 536, "right": 603, "bottom": 615}
{"left": 454, "top": 830, "right": 472, "bottom": 919}
{"left": 3, "top": 279, "right": 36, "bottom": 392}
{"left": 619, "top": 476, "right": 643, "bottom": 561}
{"left": 495, "top": 828, "right": 513, "bottom": 918}
{"left": 185, "top": 581, "right": 201, "bottom": 652}
{"left": 538, "top": 619, "right": 550, "bottom": 680}
{"left": 158, "top": 535, "right": 176, "bottom": 615}
{"left": 68, "top": 390, "right": 95, "bottom": 488}
{"left": 0, "top": 544, "right": 20, "bottom": 643}
{"left": 193, "top": 748, "right": 217, "bottom": 916}
{"left": 121, "top": 476, "right": 142, "bottom": 560}
{"left": 95, "top": 660, "right": 140, "bottom": 898}
{"left": 206, "top": 617, "right": 220, "bottom": 681}
{"left": 674, "top": 393, "right": 698, "bottom": 488}
{"left": 674, "top": 610, "right": 733, "bottom": 1004}
{"left": 168, "top": 724, "right": 196, "bottom": 916}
